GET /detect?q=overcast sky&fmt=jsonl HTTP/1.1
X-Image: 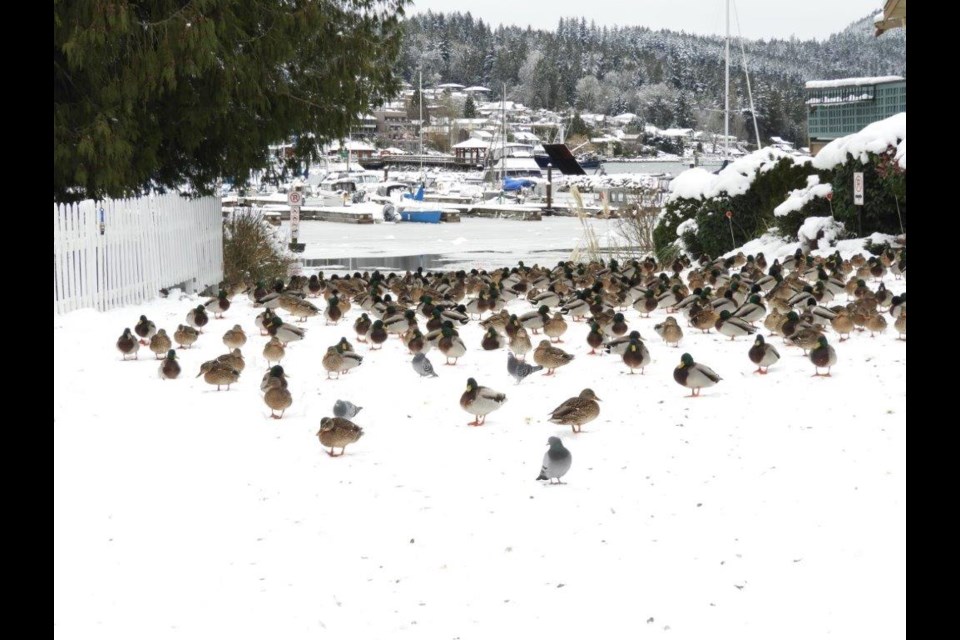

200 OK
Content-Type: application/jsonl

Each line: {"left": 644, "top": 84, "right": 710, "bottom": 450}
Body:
{"left": 407, "top": 0, "right": 883, "bottom": 41}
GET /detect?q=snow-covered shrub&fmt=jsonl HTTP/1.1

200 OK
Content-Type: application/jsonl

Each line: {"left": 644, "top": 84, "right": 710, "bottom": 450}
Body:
{"left": 223, "top": 209, "right": 294, "bottom": 286}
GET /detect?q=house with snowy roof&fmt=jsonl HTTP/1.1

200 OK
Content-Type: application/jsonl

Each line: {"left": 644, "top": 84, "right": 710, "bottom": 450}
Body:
{"left": 805, "top": 76, "right": 906, "bottom": 155}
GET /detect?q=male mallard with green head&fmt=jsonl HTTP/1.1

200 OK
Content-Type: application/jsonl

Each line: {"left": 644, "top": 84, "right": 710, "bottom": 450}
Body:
{"left": 809, "top": 335, "right": 837, "bottom": 377}
{"left": 186, "top": 305, "right": 209, "bottom": 332}
{"left": 460, "top": 377, "right": 507, "bottom": 426}
{"left": 622, "top": 337, "right": 651, "bottom": 374}
{"left": 673, "top": 353, "right": 721, "bottom": 397}
{"left": 159, "top": 349, "right": 180, "bottom": 380}
{"left": 268, "top": 317, "right": 306, "bottom": 346}
{"left": 354, "top": 313, "right": 372, "bottom": 343}
{"left": 481, "top": 327, "right": 504, "bottom": 351}
{"left": 439, "top": 324, "right": 467, "bottom": 365}
{"left": 748, "top": 335, "right": 779, "bottom": 374}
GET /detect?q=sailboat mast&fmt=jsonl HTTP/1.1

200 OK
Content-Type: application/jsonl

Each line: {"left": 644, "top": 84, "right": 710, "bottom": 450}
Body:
{"left": 733, "top": 1, "right": 761, "bottom": 149}
{"left": 724, "top": 0, "right": 730, "bottom": 160}
{"left": 501, "top": 83, "right": 506, "bottom": 183}
{"left": 419, "top": 68, "right": 424, "bottom": 179}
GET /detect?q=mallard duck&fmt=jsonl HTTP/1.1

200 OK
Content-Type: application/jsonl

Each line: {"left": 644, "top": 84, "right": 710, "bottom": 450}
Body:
{"left": 173, "top": 324, "right": 199, "bottom": 349}
{"left": 633, "top": 289, "right": 659, "bottom": 318}
{"left": 748, "top": 335, "right": 779, "bottom": 374}
{"left": 159, "top": 349, "right": 180, "bottom": 380}
{"left": 548, "top": 389, "right": 601, "bottom": 433}
{"left": 622, "top": 337, "right": 651, "bottom": 374}
{"left": 481, "top": 309, "right": 511, "bottom": 334}
{"left": 460, "top": 377, "right": 507, "bottom": 426}
{"left": 560, "top": 296, "right": 590, "bottom": 322}
{"left": 268, "top": 317, "right": 306, "bottom": 346}
{"left": 533, "top": 340, "right": 575, "bottom": 375}
{"left": 285, "top": 296, "right": 320, "bottom": 322}
{"left": 334, "top": 342, "right": 364, "bottom": 375}
{"left": 324, "top": 295, "right": 343, "bottom": 325}
{"left": 260, "top": 364, "right": 290, "bottom": 392}
{"left": 117, "top": 328, "right": 140, "bottom": 360}
{"left": 254, "top": 309, "right": 277, "bottom": 336}
{"left": 604, "top": 330, "right": 643, "bottom": 356}
{"left": 586, "top": 322, "right": 605, "bottom": 355}
{"left": 830, "top": 309, "right": 855, "bottom": 341}
{"left": 385, "top": 309, "right": 417, "bottom": 336}
{"left": 888, "top": 294, "right": 906, "bottom": 319}
{"left": 803, "top": 298, "right": 837, "bottom": 327}
{"left": 894, "top": 310, "right": 906, "bottom": 340}
{"left": 610, "top": 312, "right": 628, "bottom": 336}
{"left": 262, "top": 336, "right": 285, "bottom": 366}
{"left": 519, "top": 305, "right": 550, "bottom": 333}
{"left": 788, "top": 327, "right": 823, "bottom": 354}
{"left": 203, "top": 290, "right": 230, "bottom": 319}
{"left": 263, "top": 374, "right": 293, "bottom": 419}
{"left": 354, "top": 313, "right": 372, "bottom": 343}
{"left": 508, "top": 326, "right": 532, "bottom": 361}
{"left": 441, "top": 305, "right": 471, "bottom": 326}
{"left": 197, "top": 360, "right": 240, "bottom": 390}
{"left": 690, "top": 305, "right": 719, "bottom": 333}
{"left": 439, "top": 325, "right": 467, "bottom": 365}
{"left": 322, "top": 346, "right": 346, "bottom": 379}
{"left": 222, "top": 325, "right": 247, "bottom": 350}
{"left": 733, "top": 295, "right": 766, "bottom": 324}
{"left": 716, "top": 310, "right": 757, "bottom": 340}
{"left": 216, "top": 348, "right": 245, "bottom": 373}
{"left": 186, "top": 305, "right": 209, "bottom": 332}
{"left": 148, "top": 328, "right": 172, "bottom": 359}
{"left": 368, "top": 319, "right": 388, "bottom": 349}
{"left": 544, "top": 312, "right": 568, "bottom": 343}
{"left": 654, "top": 316, "right": 683, "bottom": 347}
{"left": 809, "top": 335, "right": 837, "bottom": 376}
{"left": 134, "top": 315, "right": 157, "bottom": 345}
{"left": 866, "top": 312, "right": 888, "bottom": 337}
{"left": 673, "top": 353, "right": 721, "bottom": 397}
{"left": 404, "top": 327, "right": 429, "bottom": 354}
{"left": 317, "top": 417, "right": 364, "bottom": 456}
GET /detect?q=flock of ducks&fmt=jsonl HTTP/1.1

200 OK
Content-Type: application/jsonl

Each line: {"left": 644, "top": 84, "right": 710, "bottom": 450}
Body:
{"left": 115, "top": 244, "right": 905, "bottom": 475}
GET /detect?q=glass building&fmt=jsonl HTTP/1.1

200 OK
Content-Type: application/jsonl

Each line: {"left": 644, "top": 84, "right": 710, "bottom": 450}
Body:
{"left": 806, "top": 76, "right": 906, "bottom": 155}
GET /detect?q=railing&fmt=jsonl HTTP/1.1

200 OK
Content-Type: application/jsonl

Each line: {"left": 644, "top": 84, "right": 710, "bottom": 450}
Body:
{"left": 53, "top": 193, "right": 223, "bottom": 314}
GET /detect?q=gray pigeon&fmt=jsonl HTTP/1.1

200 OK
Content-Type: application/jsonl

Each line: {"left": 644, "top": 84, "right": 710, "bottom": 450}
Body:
{"left": 507, "top": 351, "right": 543, "bottom": 384}
{"left": 333, "top": 399, "right": 362, "bottom": 419}
{"left": 412, "top": 353, "right": 438, "bottom": 378}
{"left": 536, "top": 436, "right": 572, "bottom": 484}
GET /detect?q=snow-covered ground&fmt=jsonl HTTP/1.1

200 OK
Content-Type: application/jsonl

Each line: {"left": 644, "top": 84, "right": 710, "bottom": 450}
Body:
{"left": 54, "top": 252, "right": 906, "bottom": 639}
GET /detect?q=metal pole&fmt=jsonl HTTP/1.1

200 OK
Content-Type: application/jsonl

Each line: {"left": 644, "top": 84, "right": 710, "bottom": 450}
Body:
{"left": 419, "top": 68, "right": 424, "bottom": 178}
{"left": 724, "top": 0, "right": 730, "bottom": 160}
{"left": 546, "top": 165, "right": 553, "bottom": 212}
{"left": 733, "top": 1, "right": 761, "bottom": 149}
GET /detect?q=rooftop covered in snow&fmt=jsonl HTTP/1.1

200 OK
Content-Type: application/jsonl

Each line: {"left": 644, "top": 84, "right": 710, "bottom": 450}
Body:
{"left": 805, "top": 76, "right": 904, "bottom": 90}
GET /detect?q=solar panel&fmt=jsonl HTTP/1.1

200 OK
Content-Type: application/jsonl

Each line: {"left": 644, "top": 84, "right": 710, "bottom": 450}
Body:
{"left": 540, "top": 144, "right": 587, "bottom": 175}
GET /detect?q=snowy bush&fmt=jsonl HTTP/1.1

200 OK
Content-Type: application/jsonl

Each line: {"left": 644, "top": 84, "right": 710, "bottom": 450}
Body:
{"left": 223, "top": 209, "right": 294, "bottom": 286}
{"left": 797, "top": 216, "right": 846, "bottom": 252}
{"left": 654, "top": 149, "right": 814, "bottom": 258}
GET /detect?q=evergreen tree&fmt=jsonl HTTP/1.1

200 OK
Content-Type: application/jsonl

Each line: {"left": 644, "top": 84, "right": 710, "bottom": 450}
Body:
{"left": 54, "top": 0, "right": 409, "bottom": 202}
{"left": 407, "top": 88, "right": 431, "bottom": 125}
{"left": 463, "top": 95, "right": 477, "bottom": 118}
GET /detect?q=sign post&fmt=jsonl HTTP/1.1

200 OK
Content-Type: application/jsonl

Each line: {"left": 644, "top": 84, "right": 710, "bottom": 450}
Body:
{"left": 853, "top": 172, "right": 864, "bottom": 235}
{"left": 287, "top": 189, "right": 305, "bottom": 254}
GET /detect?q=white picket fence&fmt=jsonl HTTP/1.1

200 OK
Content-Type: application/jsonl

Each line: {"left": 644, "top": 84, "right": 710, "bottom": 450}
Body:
{"left": 53, "top": 193, "right": 223, "bottom": 314}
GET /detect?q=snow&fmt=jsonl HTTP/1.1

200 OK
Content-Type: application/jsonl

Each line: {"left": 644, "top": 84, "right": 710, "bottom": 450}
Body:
{"left": 676, "top": 218, "right": 699, "bottom": 236}
{"left": 773, "top": 175, "right": 833, "bottom": 217}
{"left": 804, "top": 76, "right": 904, "bottom": 89}
{"left": 668, "top": 148, "right": 812, "bottom": 202}
{"left": 812, "top": 113, "right": 906, "bottom": 171}
{"left": 56, "top": 230, "right": 906, "bottom": 640}
{"left": 798, "top": 216, "right": 846, "bottom": 250}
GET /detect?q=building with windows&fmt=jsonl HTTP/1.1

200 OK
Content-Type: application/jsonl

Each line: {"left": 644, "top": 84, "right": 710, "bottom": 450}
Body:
{"left": 805, "top": 76, "right": 906, "bottom": 155}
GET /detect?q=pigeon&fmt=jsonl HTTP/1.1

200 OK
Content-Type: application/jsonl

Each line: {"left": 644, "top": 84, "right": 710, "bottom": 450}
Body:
{"left": 412, "top": 353, "right": 438, "bottom": 378}
{"left": 507, "top": 351, "right": 543, "bottom": 384}
{"left": 536, "top": 436, "right": 572, "bottom": 484}
{"left": 333, "top": 399, "right": 362, "bottom": 419}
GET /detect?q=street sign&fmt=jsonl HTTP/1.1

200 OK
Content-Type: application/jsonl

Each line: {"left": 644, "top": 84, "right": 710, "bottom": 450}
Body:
{"left": 853, "top": 172, "right": 864, "bottom": 206}
{"left": 287, "top": 190, "right": 303, "bottom": 206}
{"left": 289, "top": 204, "right": 301, "bottom": 237}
